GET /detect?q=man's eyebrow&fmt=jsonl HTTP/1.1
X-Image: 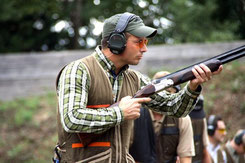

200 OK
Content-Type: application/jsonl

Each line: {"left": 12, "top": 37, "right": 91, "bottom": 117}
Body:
{"left": 136, "top": 37, "right": 144, "bottom": 41}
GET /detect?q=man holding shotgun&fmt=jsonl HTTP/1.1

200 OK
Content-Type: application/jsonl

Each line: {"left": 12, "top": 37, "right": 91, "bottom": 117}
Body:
{"left": 54, "top": 12, "right": 222, "bottom": 162}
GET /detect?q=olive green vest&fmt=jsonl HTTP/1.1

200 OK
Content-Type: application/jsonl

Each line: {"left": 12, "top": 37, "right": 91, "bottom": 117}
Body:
{"left": 210, "top": 148, "right": 225, "bottom": 163}
{"left": 156, "top": 116, "right": 179, "bottom": 163}
{"left": 191, "top": 118, "right": 204, "bottom": 162}
{"left": 56, "top": 54, "right": 140, "bottom": 163}
{"left": 223, "top": 145, "right": 245, "bottom": 163}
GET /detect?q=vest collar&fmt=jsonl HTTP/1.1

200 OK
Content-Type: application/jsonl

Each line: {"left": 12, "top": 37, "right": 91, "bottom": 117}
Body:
{"left": 149, "top": 109, "right": 165, "bottom": 123}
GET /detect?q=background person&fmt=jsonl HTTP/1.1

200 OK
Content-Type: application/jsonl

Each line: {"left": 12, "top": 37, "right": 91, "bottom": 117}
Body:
{"left": 130, "top": 71, "right": 195, "bottom": 163}
{"left": 189, "top": 95, "right": 212, "bottom": 163}
{"left": 207, "top": 115, "right": 227, "bottom": 163}
{"left": 222, "top": 129, "right": 245, "bottom": 163}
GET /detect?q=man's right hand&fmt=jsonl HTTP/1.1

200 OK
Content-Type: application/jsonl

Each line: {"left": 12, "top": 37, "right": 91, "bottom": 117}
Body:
{"left": 119, "top": 96, "right": 151, "bottom": 120}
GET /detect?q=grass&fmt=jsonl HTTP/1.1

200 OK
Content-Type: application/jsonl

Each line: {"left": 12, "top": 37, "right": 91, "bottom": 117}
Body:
{"left": 0, "top": 92, "right": 57, "bottom": 163}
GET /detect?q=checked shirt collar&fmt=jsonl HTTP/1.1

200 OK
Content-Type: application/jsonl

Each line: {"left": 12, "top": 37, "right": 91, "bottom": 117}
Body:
{"left": 94, "top": 46, "right": 129, "bottom": 77}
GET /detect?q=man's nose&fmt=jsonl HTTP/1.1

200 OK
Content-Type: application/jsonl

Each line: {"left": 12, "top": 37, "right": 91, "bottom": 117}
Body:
{"left": 140, "top": 44, "right": 147, "bottom": 52}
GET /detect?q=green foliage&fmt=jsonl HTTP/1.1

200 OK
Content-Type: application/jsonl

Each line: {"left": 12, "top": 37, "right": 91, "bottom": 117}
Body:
{"left": 153, "top": 0, "right": 241, "bottom": 44}
{"left": 203, "top": 61, "right": 245, "bottom": 120}
{"left": 208, "top": 83, "right": 216, "bottom": 91}
{"left": 0, "top": 96, "right": 40, "bottom": 126}
{"left": 7, "top": 141, "right": 28, "bottom": 159}
{"left": 45, "top": 91, "right": 57, "bottom": 106}
{"left": 231, "top": 79, "right": 240, "bottom": 93}
{"left": 0, "top": 100, "right": 18, "bottom": 111}
{"left": 0, "top": 0, "right": 244, "bottom": 53}
{"left": 0, "top": 93, "right": 57, "bottom": 162}
{"left": 0, "top": 0, "right": 65, "bottom": 53}
{"left": 240, "top": 102, "right": 245, "bottom": 114}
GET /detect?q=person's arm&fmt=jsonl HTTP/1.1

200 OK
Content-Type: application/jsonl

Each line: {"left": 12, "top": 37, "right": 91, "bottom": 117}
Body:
{"left": 58, "top": 61, "right": 123, "bottom": 134}
{"left": 138, "top": 64, "right": 222, "bottom": 118}
{"left": 179, "top": 156, "right": 192, "bottom": 163}
{"left": 203, "top": 148, "right": 212, "bottom": 163}
{"left": 202, "top": 119, "right": 212, "bottom": 163}
{"left": 177, "top": 116, "right": 195, "bottom": 160}
{"left": 139, "top": 72, "right": 200, "bottom": 118}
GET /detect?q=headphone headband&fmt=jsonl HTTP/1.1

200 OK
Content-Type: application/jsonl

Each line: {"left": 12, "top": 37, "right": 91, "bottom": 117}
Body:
{"left": 108, "top": 12, "right": 135, "bottom": 55}
{"left": 207, "top": 115, "right": 218, "bottom": 136}
{"left": 234, "top": 130, "right": 245, "bottom": 145}
{"left": 208, "top": 115, "right": 216, "bottom": 126}
{"left": 114, "top": 13, "right": 135, "bottom": 33}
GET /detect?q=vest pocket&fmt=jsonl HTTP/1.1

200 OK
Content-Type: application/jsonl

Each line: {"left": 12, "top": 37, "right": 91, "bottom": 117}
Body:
{"left": 76, "top": 148, "right": 112, "bottom": 163}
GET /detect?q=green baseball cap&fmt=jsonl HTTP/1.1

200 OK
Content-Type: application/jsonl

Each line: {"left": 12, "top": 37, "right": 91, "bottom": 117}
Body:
{"left": 102, "top": 13, "right": 157, "bottom": 39}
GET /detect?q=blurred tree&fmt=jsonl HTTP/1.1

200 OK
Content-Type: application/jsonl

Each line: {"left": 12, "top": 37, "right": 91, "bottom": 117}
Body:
{"left": 0, "top": 0, "right": 244, "bottom": 54}
{"left": 61, "top": 0, "right": 83, "bottom": 49}
{"left": 0, "top": 0, "right": 67, "bottom": 53}
{"left": 213, "top": 0, "right": 245, "bottom": 40}
{"left": 152, "top": 0, "right": 243, "bottom": 44}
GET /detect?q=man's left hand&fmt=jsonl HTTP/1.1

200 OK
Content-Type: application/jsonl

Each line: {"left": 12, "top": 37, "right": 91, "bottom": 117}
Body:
{"left": 189, "top": 63, "right": 223, "bottom": 91}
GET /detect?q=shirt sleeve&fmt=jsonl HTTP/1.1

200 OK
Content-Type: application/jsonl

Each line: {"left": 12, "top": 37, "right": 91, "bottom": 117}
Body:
{"left": 138, "top": 72, "right": 201, "bottom": 118}
{"left": 57, "top": 60, "right": 123, "bottom": 134}
{"left": 177, "top": 115, "right": 195, "bottom": 157}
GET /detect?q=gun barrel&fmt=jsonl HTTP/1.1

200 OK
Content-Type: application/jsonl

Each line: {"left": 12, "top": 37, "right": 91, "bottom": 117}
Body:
{"left": 153, "top": 45, "right": 245, "bottom": 85}
{"left": 219, "top": 49, "right": 245, "bottom": 64}
{"left": 112, "top": 45, "right": 245, "bottom": 105}
{"left": 215, "top": 45, "right": 245, "bottom": 62}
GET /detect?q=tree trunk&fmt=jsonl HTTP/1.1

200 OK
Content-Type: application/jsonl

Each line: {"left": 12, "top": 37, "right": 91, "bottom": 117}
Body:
{"left": 70, "top": 0, "right": 83, "bottom": 49}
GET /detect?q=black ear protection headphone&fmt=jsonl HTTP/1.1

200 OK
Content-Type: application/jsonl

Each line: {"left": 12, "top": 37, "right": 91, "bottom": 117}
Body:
{"left": 108, "top": 12, "right": 135, "bottom": 55}
{"left": 207, "top": 115, "right": 218, "bottom": 136}
{"left": 234, "top": 130, "right": 245, "bottom": 145}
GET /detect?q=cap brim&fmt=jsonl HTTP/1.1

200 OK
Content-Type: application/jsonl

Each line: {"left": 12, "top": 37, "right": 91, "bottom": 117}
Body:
{"left": 129, "top": 26, "right": 157, "bottom": 38}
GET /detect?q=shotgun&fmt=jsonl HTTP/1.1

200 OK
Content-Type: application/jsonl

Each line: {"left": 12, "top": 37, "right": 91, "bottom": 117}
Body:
{"left": 78, "top": 45, "right": 245, "bottom": 146}
{"left": 133, "top": 45, "right": 245, "bottom": 98}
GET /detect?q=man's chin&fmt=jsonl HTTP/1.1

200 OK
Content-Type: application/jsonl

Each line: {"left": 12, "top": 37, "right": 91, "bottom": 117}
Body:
{"left": 129, "top": 60, "right": 140, "bottom": 65}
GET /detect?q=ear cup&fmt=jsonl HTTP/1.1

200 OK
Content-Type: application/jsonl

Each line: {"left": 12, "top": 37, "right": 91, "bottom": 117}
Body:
{"left": 108, "top": 33, "right": 127, "bottom": 55}
{"left": 108, "top": 12, "right": 135, "bottom": 55}
{"left": 207, "top": 115, "right": 216, "bottom": 136}
{"left": 234, "top": 130, "right": 245, "bottom": 145}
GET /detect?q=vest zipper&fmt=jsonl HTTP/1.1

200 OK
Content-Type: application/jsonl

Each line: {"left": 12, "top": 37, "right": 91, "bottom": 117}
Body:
{"left": 117, "top": 79, "right": 123, "bottom": 163}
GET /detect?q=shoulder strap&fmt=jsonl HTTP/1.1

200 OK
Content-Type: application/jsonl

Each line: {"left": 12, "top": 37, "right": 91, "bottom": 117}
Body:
{"left": 223, "top": 146, "right": 234, "bottom": 163}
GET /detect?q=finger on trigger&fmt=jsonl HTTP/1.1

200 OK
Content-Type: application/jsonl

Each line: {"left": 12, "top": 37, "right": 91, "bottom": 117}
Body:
{"left": 135, "top": 97, "right": 151, "bottom": 103}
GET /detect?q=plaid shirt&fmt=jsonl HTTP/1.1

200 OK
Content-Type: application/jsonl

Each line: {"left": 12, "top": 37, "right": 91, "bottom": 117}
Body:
{"left": 57, "top": 46, "right": 201, "bottom": 134}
